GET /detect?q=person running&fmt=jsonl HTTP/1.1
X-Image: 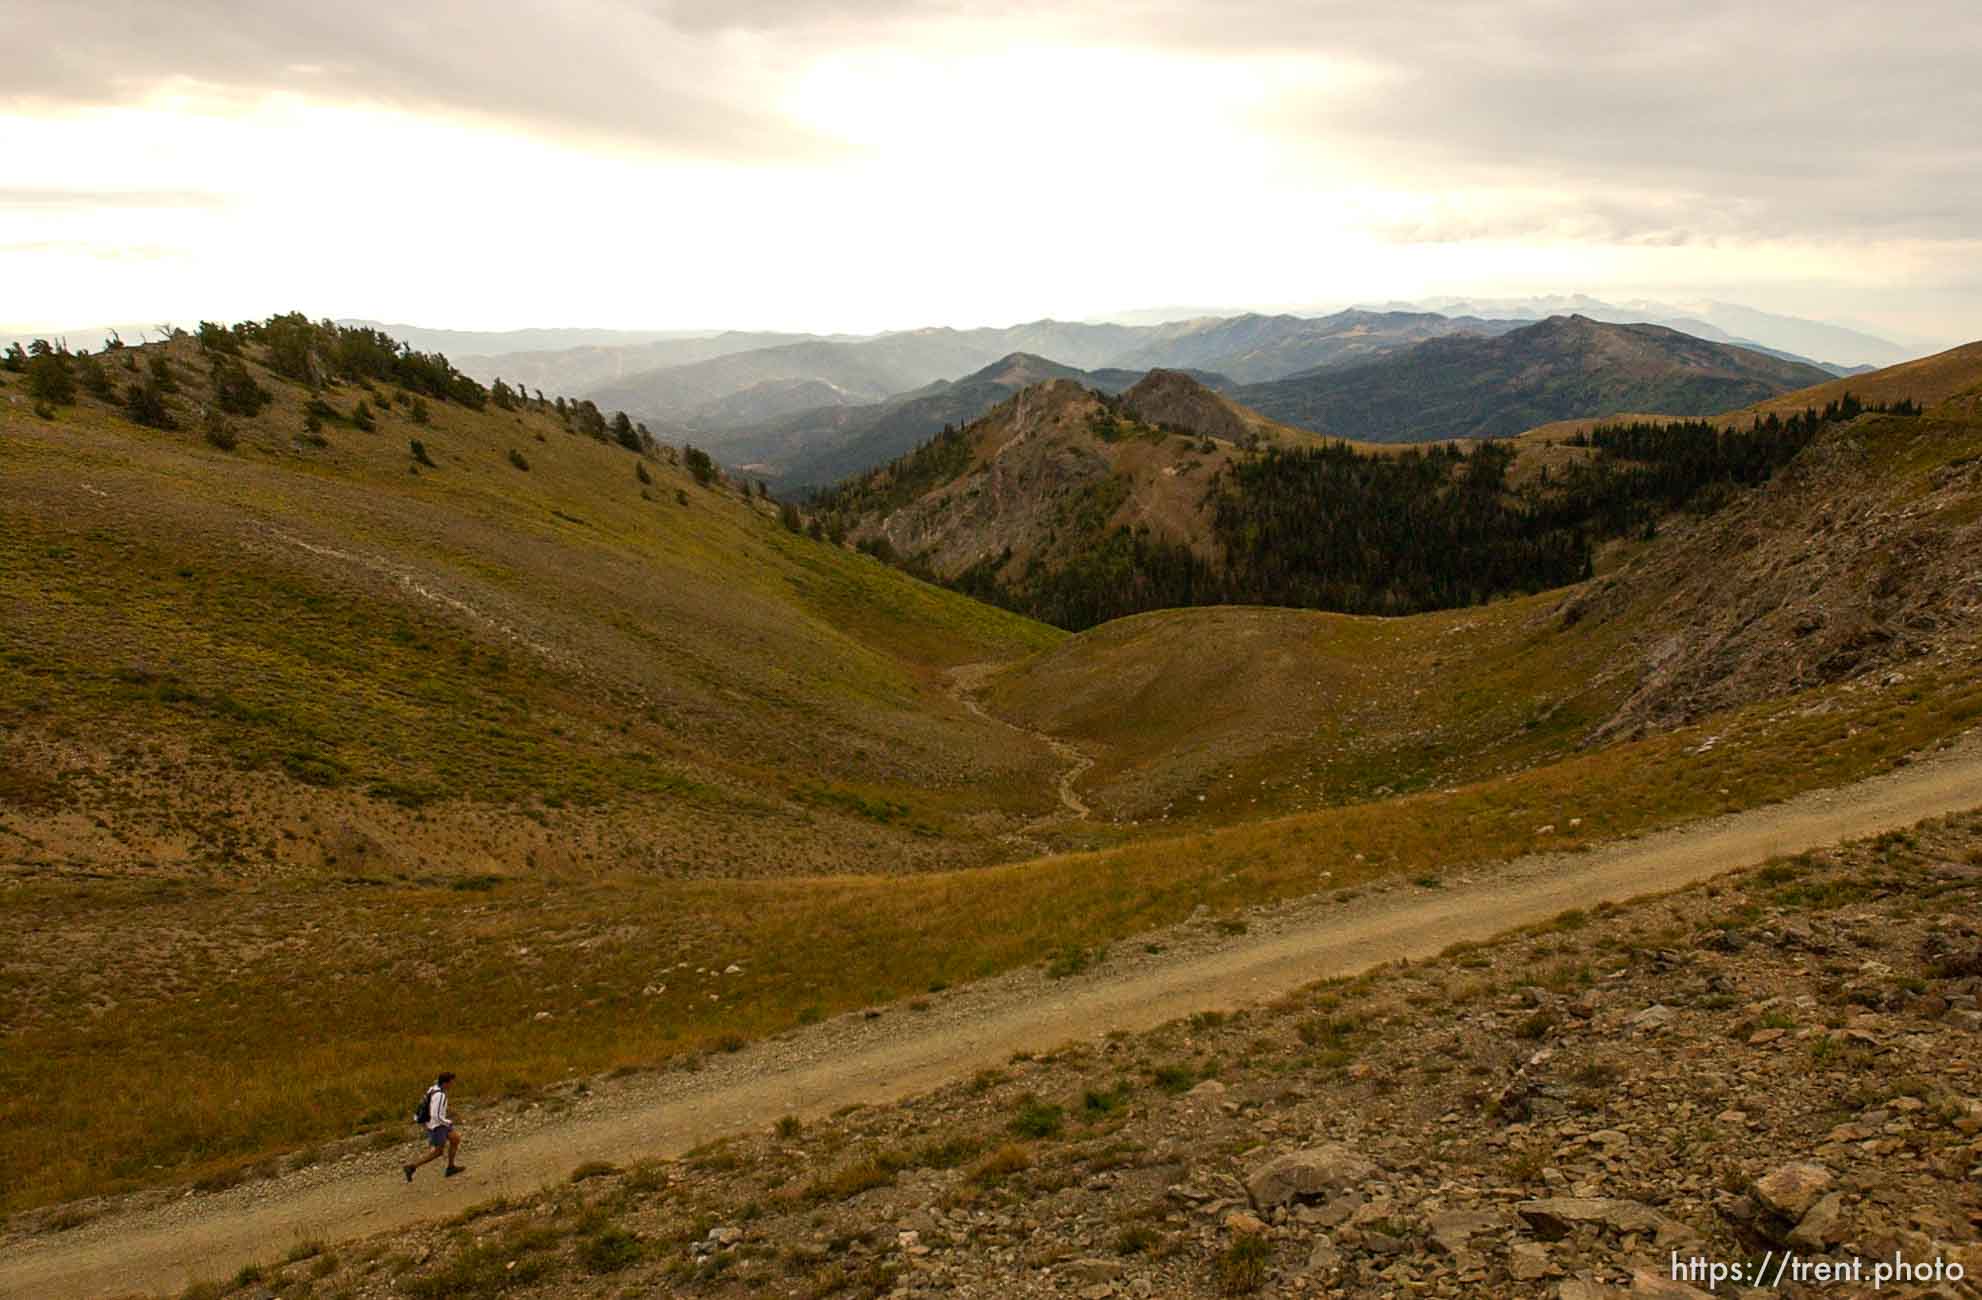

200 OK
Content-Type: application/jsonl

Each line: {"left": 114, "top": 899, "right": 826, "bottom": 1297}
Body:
{"left": 403, "top": 1071, "right": 464, "bottom": 1181}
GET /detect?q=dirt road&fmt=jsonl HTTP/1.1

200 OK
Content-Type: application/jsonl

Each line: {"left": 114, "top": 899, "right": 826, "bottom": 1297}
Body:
{"left": 6, "top": 738, "right": 1978, "bottom": 1298}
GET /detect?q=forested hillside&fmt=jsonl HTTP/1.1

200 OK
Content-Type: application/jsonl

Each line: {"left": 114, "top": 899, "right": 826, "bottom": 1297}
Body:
{"left": 819, "top": 372, "right": 1922, "bottom": 629}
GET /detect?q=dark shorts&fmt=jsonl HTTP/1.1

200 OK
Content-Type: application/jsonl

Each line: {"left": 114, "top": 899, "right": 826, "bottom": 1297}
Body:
{"left": 427, "top": 1123, "right": 453, "bottom": 1148}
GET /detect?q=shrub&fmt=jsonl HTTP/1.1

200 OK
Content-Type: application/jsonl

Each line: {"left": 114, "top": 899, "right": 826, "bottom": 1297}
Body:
{"left": 203, "top": 409, "right": 237, "bottom": 451}
{"left": 77, "top": 353, "right": 115, "bottom": 399}
{"left": 124, "top": 381, "right": 176, "bottom": 429}
{"left": 612, "top": 411, "right": 639, "bottom": 451}
{"left": 410, "top": 439, "right": 436, "bottom": 468}
{"left": 211, "top": 357, "right": 270, "bottom": 416}
{"left": 1010, "top": 1095, "right": 1063, "bottom": 1139}
{"left": 1046, "top": 945, "right": 1101, "bottom": 979}
{"left": 807, "top": 1151, "right": 907, "bottom": 1201}
{"left": 147, "top": 352, "right": 178, "bottom": 393}
{"left": 26, "top": 347, "right": 75, "bottom": 406}
{"left": 1082, "top": 1085, "right": 1129, "bottom": 1118}
{"left": 683, "top": 445, "right": 716, "bottom": 485}
{"left": 1215, "top": 1233, "right": 1271, "bottom": 1294}
{"left": 196, "top": 320, "right": 239, "bottom": 354}
{"left": 508, "top": 448, "right": 530, "bottom": 471}
{"left": 635, "top": 460, "right": 652, "bottom": 485}
{"left": 1515, "top": 1009, "right": 1558, "bottom": 1040}
{"left": 968, "top": 1144, "right": 1032, "bottom": 1187}
{"left": 352, "top": 399, "right": 376, "bottom": 431}
{"left": 580, "top": 1226, "right": 643, "bottom": 1273}
{"left": 915, "top": 1133, "right": 983, "bottom": 1168}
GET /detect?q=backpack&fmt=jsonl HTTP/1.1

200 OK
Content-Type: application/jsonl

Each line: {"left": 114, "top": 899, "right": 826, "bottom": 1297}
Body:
{"left": 414, "top": 1085, "right": 436, "bottom": 1126}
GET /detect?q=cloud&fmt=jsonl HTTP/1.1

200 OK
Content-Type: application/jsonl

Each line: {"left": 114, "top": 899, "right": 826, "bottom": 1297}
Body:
{"left": 1199, "top": 0, "right": 1982, "bottom": 243}
{"left": 3, "top": 0, "right": 836, "bottom": 160}
{"left": 0, "top": 189, "right": 229, "bottom": 211}
{"left": 11, "top": 0, "right": 1978, "bottom": 248}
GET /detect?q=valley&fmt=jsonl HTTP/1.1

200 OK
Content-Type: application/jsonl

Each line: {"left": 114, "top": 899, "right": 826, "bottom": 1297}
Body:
{"left": 2, "top": 313, "right": 1979, "bottom": 1300}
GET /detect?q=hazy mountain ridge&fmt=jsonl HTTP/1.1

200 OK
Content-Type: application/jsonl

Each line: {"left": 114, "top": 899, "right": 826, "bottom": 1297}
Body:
{"left": 1235, "top": 315, "right": 1837, "bottom": 441}
{"left": 722, "top": 354, "right": 1237, "bottom": 494}
{"left": 1106, "top": 308, "right": 1527, "bottom": 383}
{"left": 1366, "top": 295, "right": 1920, "bottom": 368}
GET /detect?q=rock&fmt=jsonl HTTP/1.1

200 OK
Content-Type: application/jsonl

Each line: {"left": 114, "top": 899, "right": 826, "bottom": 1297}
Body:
{"left": 1067, "top": 1258, "right": 1125, "bottom": 1283}
{"left": 1747, "top": 1028, "right": 1787, "bottom": 1045}
{"left": 1305, "top": 1236, "right": 1341, "bottom": 1273}
{"left": 1224, "top": 1211, "right": 1267, "bottom": 1237}
{"left": 1510, "top": 1241, "right": 1556, "bottom": 1280}
{"left": 1517, "top": 1197, "right": 1695, "bottom": 1245}
{"left": 1244, "top": 1144, "right": 1378, "bottom": 1209}
{"left": 1787, "top": 1191, "right": 1845, "bottom": 1250}
{"left": 1427, "top": 1209, "right": 1500, "bottom": 1261}
{"left": 1078, "top": 1286, "right": 1115, "bottom": 1300}
{"left": 1630, "top": 1005, "right": 1678, "bottom": 1032}
{"left": 1628, "top": 1270, "right": 1716, "bottom": 1298}
{"left": 1558, "top": 1282, "right": 1626, "bottom": 1300}
{"left": 1752, "top": 1162, "right": 1833, "bottom": 1221}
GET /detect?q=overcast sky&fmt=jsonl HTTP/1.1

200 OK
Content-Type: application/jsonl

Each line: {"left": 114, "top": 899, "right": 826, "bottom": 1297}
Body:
{"left": 5, "top": 1, "right": 1977, "bottom": 342}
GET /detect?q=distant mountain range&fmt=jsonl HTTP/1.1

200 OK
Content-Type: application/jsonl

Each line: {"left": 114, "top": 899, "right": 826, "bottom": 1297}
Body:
{"left": 1232, "top": 315, "right": 1838, "bottom": 442}
{"left": 576, "top": 310, "right": 1537, "bottom": 467}
{"left": 288, "top": 300, "right": 1925, "bottom": 493}
{"left": 1105, "top": 309, "right": 1527, "bottom": 383}
{"left": 1359, "top": 296, "right": 1915, "bottom": 369}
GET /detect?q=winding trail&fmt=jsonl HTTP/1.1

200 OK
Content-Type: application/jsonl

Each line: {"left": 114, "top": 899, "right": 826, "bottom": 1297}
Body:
{"left": 949, "top": 662, "right": 1094, "bottom": 825}
{"left": 5, "top": 737, "right": 1980, "bottom": 1298}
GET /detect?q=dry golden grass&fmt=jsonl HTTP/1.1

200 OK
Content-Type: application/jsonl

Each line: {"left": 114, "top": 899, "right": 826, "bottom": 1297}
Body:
{"left": 2, "top": 654, "right": 1972, "bottom": 1212}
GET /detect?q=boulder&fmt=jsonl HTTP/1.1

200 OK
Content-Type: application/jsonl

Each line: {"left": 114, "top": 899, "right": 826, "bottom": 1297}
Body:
{"left": 1244, "top": 1144, "right": 1378, "bottom": 1210}
{"left": 1786, "top": 1191, "right": 1845, "bottom": 1251}
{"left": 1752, "top": 1162, "right": 1833, "bottom": 1221}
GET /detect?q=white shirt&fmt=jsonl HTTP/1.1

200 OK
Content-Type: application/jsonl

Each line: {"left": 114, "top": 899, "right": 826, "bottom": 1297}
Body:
{"left": 427, "top": 1086, "right": 450, "bottom": 1129}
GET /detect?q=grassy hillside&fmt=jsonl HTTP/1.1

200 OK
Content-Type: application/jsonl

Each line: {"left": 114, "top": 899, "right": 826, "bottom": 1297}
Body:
{"left": 0, "top": 325, "right": 1068, "bottom": 886}
{"left": 1238, "top": 314, "right": 1835, "bottom": 440}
